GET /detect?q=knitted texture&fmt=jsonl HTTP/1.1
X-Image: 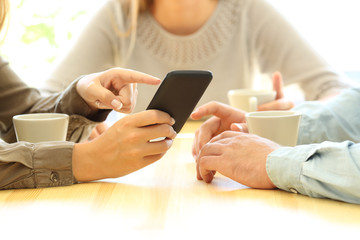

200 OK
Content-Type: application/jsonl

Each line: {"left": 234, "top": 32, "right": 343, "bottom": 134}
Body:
{"left": 137, "top": 0, "right": 242, "bottom": 65}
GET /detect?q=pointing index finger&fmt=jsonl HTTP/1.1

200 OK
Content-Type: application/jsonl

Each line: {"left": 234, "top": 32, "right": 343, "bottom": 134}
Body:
{"left": 191, "top": 101, "right": 241, "bottom": 120}
{"left": 102, "top": 68, "right": 161, "bottom": 86}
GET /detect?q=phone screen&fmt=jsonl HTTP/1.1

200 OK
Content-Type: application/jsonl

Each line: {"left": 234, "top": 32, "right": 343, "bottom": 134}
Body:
{"left": 147, "top": 70, "right": 213, "bottom": 133}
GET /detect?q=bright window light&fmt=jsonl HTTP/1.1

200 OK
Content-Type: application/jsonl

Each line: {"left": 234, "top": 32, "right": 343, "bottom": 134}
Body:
{"left": 269, "top": 0, "right": 360, "bottom": 72}
{"left": 1, "top": 0, "right": 101, "bottom": 87}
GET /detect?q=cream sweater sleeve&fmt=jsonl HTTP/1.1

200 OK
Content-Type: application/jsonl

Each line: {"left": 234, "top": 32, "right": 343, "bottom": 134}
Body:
{"left": 44, "top": 0, "right": 351, "bottom": 101}
{"left": 247, "top": 0, "right": 349, "bottom": 100}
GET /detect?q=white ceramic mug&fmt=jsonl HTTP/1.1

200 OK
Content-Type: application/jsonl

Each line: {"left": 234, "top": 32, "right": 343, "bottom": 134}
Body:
{"left": 245, "top": 111, "right": 302, "bottom": 146}
{"left": 13, "top": 113, "right": 69, "bottom": 143}
{"left": 227, "top": 89, "right": 276, "bottom": 112}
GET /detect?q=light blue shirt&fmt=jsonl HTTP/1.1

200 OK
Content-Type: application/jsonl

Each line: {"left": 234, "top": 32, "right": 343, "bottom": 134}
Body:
{"left": 267, "top": 87, "right": 360, "bottom": 204}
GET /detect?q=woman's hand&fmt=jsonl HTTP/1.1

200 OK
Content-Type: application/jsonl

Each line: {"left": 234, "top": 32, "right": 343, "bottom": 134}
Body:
{"left": 76, "top": 68, "right": 161, "bottom": 113}
{"left": 257, "top": 72, "right": 294, "bottom": 111}
{"left": 72, "top": 110, "right": 177, "bottom": 182}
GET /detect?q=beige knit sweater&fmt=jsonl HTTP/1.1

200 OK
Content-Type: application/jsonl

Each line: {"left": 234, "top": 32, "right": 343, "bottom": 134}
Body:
{"left": 45, "top": 0, "right": 349, "bottom": 112}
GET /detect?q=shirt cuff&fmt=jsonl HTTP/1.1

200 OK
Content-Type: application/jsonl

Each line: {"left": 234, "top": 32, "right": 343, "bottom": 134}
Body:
{"left": 266, "top": 144, "right": 318, "bottom": 195}
{"left": 58, "top": 77, "right": 110, "bottom": 122}
{"left": 33, "top": 141, "right": 77, "bottom": 188}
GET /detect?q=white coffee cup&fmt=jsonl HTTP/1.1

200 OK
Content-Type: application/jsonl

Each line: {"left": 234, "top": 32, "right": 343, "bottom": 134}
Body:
{"left": 227, "top": 89, "right": 276, "bottom": 112}
{"left": 13, "top": 113, "right": 69, "bottom": 143}
{"left": 245, "top": 111, "right": 302, "bottom": 146}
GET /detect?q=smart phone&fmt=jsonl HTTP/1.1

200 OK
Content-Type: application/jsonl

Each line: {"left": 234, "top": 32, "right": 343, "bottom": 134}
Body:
{"left": 146, "top": 70, "right": 213, "bottom": 133}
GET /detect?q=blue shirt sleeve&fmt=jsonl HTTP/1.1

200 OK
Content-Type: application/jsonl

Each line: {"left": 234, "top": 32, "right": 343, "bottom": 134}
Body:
{"left": 267, "top": 141, "right": 360, "bottom": 204}
{"left": 266, "top": 87, "right": 360, "bottom": 204}
{"left": 294, "top": 87, "right": 360, "bottom": 144}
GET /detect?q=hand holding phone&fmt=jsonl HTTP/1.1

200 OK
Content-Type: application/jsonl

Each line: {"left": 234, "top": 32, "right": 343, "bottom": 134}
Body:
{"left": 147, "top": 70, "right": 213, "bottom": 133}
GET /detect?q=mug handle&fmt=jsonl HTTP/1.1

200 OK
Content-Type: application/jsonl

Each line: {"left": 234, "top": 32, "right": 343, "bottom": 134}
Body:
{"left": 248, "top": 97, "right": 258, "bottom": 112}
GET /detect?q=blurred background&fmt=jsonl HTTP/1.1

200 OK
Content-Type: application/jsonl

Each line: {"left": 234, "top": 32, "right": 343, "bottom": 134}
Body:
{"left": 1, "top": 0, "right": 360, "bottom": 87}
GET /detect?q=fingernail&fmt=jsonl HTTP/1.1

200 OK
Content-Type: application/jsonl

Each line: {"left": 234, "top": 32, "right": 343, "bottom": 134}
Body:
{"left": 234, "top": 123, "right": 244, "bottom": 132}
{"left": 171, "top": 118, "right": 176, "bottom": 125}
{"left": 111, "top": 99, "right": 123, "bottom": 110}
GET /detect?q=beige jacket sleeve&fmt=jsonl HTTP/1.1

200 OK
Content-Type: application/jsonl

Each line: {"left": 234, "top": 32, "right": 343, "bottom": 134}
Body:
{"left": 0, "top": 57, "right": 110, "bottom": 189}
{"left": 0, "top": 141, "right": 75, "bottom": 189}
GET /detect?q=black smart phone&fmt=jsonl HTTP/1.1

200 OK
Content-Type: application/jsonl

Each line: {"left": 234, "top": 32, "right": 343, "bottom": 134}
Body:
{"left": 146, "top": 70, "right": 213, "bottom": 133}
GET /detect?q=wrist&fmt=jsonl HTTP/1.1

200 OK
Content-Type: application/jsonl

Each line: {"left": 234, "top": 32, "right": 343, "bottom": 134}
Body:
{"left": 72, "top": 142, "right": 97, "bottom": 182}
{"left": 75, "top": 76, "right": 99, "bottom": 112}
{"left": 265, "top": 174, "right": 277, "bottom": 189}
{"left": 263, "top": 146, "right": 279, "bottom": 189}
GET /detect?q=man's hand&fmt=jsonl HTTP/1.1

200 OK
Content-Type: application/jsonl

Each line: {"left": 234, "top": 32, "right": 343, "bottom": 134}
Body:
{"left": 191, "top": 101, "right": 246, "bottom": 159}
{"left": 197, "top": 131, "right": 279, "bottom": 189}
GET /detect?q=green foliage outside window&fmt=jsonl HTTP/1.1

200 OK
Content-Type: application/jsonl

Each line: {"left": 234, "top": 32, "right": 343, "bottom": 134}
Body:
{"left": 1, "top": 0, "right": 98, "bottom": 86}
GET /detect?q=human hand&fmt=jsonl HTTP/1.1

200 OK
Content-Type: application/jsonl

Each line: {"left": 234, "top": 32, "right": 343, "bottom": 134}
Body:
{"left": 257, "top": 72, "right": 294, "bottom": 111}
{"left": 87, "top": 122, "right": 109, "bottom": 141}
{"left": 190, "top": 101, "right": 247, "bottom": 159}
{"left": 76, "top": 68, "right": 161, "bottom": 113}
{"left": 72, "top": 110, "right": 177, "bottom": 182}
{"left": 196, "top": 131, "right": 279, "bottom": 189}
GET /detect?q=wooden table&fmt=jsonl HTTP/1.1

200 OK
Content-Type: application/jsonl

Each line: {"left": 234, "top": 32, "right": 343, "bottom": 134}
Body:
{"left": 1, "top": 121, "right": 360, "bottom": 239}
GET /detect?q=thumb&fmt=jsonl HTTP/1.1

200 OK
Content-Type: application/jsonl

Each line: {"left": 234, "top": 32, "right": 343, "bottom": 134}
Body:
{"left": 89, "top": 82, "right": 123, "bottom": 110}
{"left": 272, "top": 71, "right": 284, "bottom": 100}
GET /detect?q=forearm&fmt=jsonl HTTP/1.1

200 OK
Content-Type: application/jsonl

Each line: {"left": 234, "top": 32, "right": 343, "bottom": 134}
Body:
{"left": 0, "top": 141, "right": 76, "bottom": 190}
{"left": 36, "top": 81, "right": 110, "bottom": 142}
{"left": 0, "top": 57, "right": 110, "bottom": 143}
{"left": 72, "top": 141, "right": 103, "bottom": 182}
{"left": 31, "top": 78, "right": 109, "bottom": 121}
{"left": 294, "top": 87, "right": 360, "bottom": 144}
{"left": 267, "top": 141, "right": 360, "bottom": 204}
{"left": 249, "top": 0, "right": 349, "bottom": 101}
{"left": 1, "top": 78, "right": 109, "bottom": 143}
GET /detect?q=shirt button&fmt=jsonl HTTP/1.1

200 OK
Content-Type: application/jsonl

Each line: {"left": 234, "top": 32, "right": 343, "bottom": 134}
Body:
{"left": 50, "top": 172, "right": 59, "bottom": 183}
{"left": 289, "top": 188, "right": 298, "bottom": 194}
